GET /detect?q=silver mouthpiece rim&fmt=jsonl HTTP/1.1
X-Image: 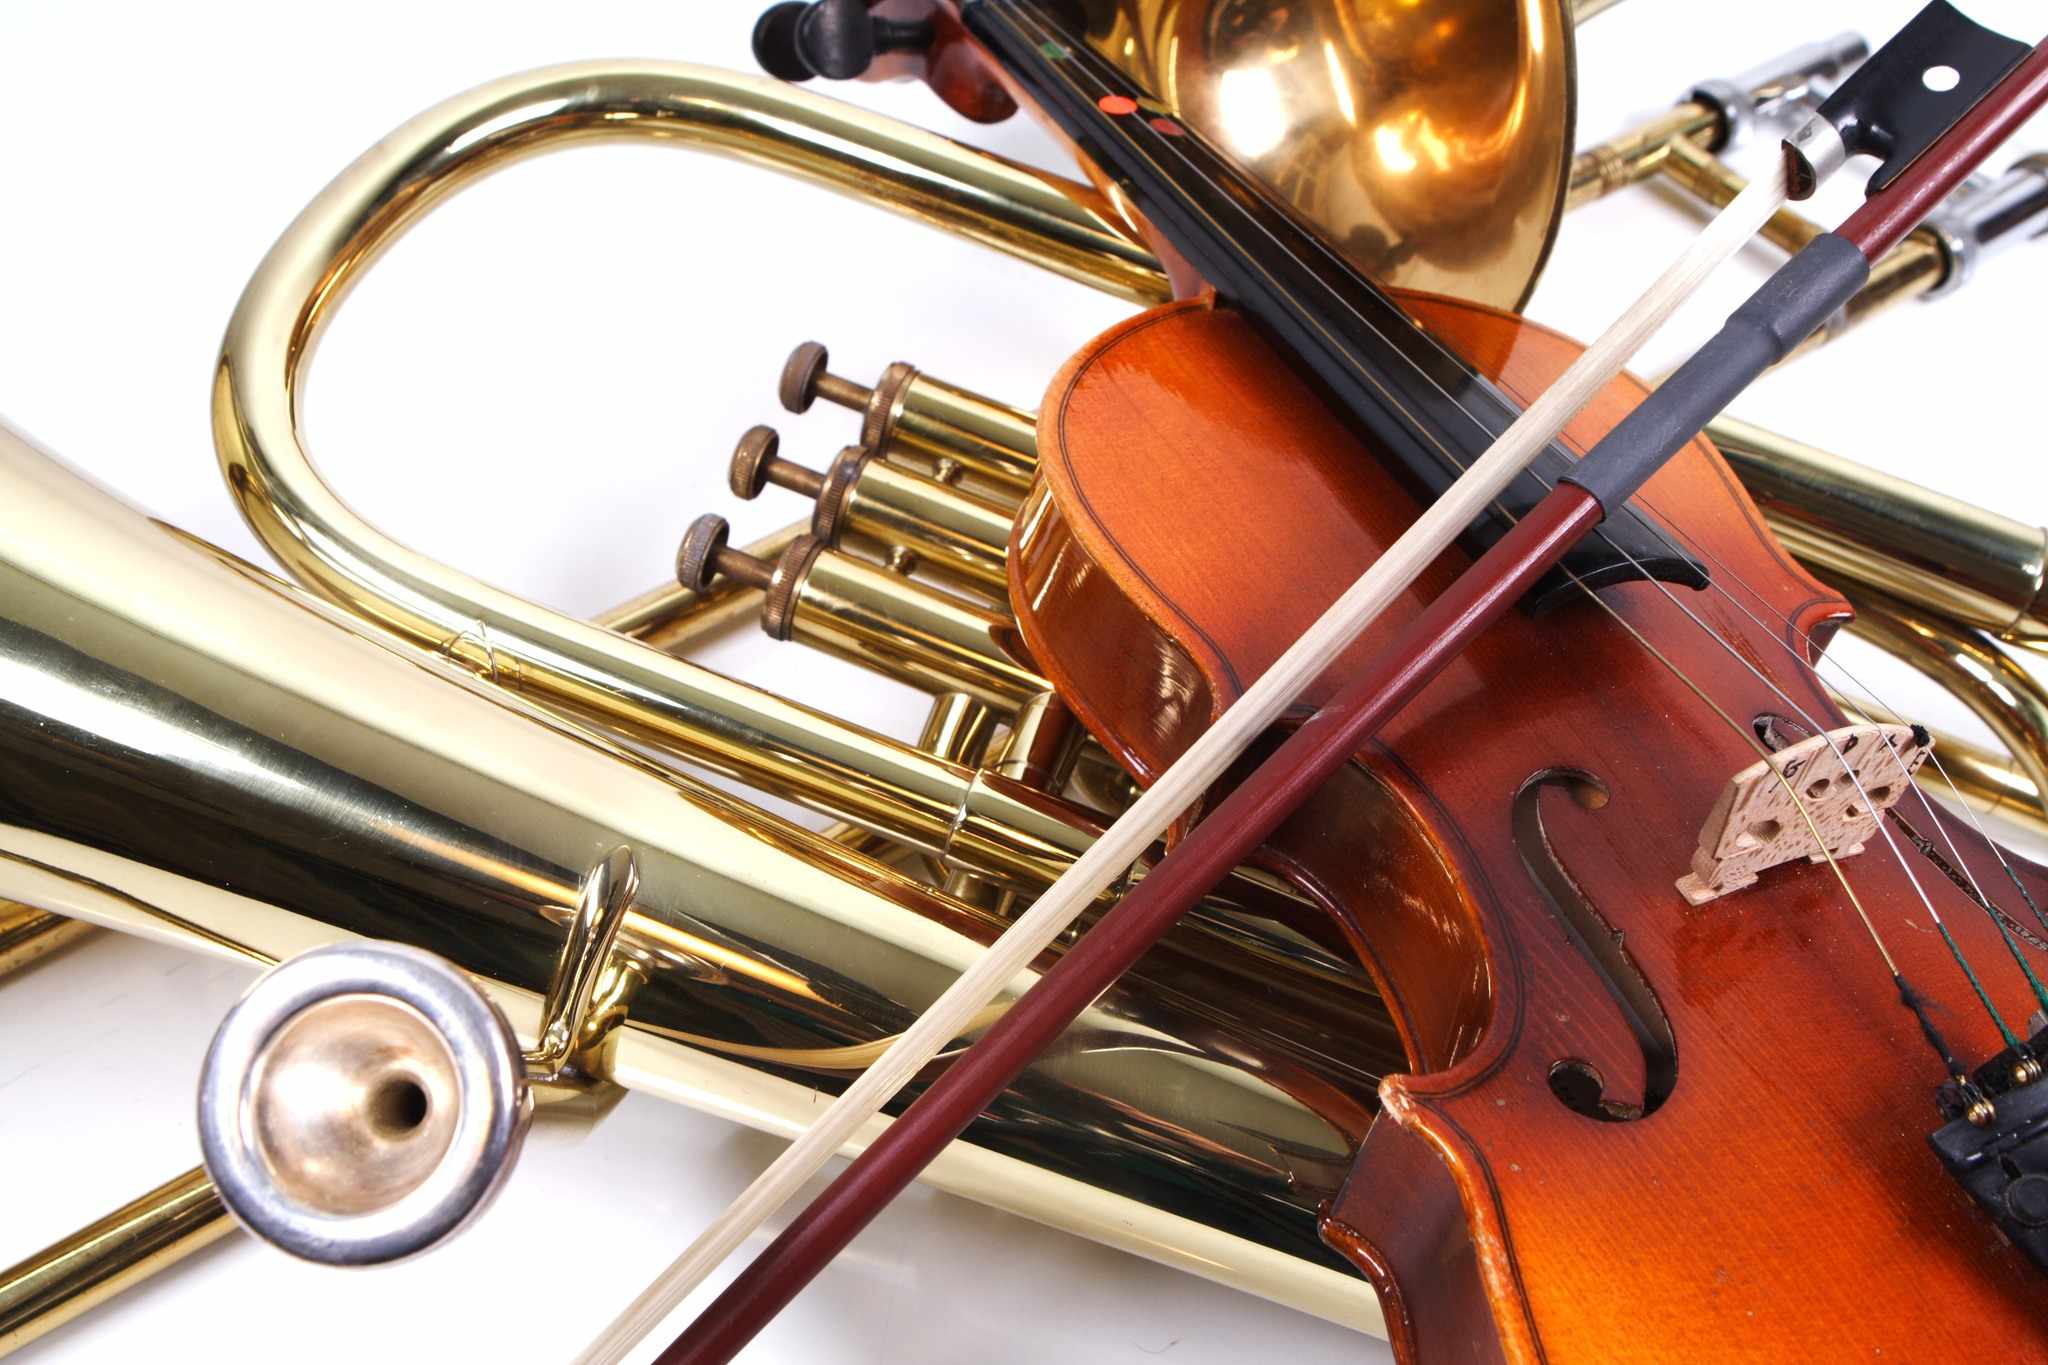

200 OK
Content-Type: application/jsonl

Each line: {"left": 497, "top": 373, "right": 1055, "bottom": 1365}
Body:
{"left": 197, "top": 941, "right": 530, "bottom": 1266}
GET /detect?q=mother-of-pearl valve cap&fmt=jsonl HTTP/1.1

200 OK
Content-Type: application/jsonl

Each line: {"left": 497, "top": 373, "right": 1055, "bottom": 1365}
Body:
{"left": 197, "top": 941, "right": 531, "bottom": 1265}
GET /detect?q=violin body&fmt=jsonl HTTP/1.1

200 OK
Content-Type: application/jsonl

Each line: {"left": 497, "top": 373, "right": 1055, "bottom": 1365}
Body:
{"left": 1014, "top": 293, "right": 2048, "bottom": 1360}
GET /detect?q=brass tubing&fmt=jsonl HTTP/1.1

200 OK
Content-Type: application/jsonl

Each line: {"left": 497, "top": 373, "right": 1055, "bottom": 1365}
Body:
{"left": 995, "top": 691, "right": 1084, "bottom": 794}
{"left": 1567, "top": 103, "right": 1723, "bottom": 210}
{"left": 0, "top": 904, "right": 92, "bottom": 977}
{"left": 0, "top": 1168, "right": 232, "bottom": 1357}
{"left": 1709, "top": 415, "right": 2048, "bottom": 642}
{"left": 0, "top": 424, "right": 1388, "bottom": 1331}
{"left": 213, "top": 64, "right": 1140, "bottom": 885}
{"left": 783, "top": 345, "right": 1039, "bottom": 500}
{"left": 591, "top": 522, "right": 807, "bottom": 651}
{"left": 918, "top": 693, "right": 998, "bottom": 769}
{"left": 873, "top": 369, "right": 1040, "bottom": 494}
{"left": 1841, "top": 585, "right": 2048, "bottom": 815}
{"left": 790, "top": 549, "right": 1049, "bottom": 709}
{"left": 833, "top": 459, "right": 1012, "bottom": 593}
{"left": 1657, "top": 136, "right": 1948, "bottom": 348}
{"left": 1831, "top": 694, "right": 2048, "bottom": 841}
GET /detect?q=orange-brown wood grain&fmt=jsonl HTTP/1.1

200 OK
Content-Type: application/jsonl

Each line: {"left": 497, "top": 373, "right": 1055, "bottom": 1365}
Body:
{"left": 1012, "top": 293, "right": 2048, "bottom": 1361}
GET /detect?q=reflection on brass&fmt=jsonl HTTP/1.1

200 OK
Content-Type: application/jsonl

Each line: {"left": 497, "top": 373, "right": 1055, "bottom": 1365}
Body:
{"left": 816, "top": 452, "right": 1014, "bottom": 595}
{"left": 1077, "top": 0, "right": 1575, "bottom": 309}
{"left": 790, "top": 547, "right": 1048, "bottom": 709}
{"left": 1656, "top": 138, "right": 1947, "bottom": 351}
{"left": 996, "top": 692, "right": 1086, "bottom": 794}
{"left": 215, "top": 62, "right": 1125, "bottom": 888}
{"left": 866, "top": 367, "right": 1040, "bottom": 496}
{"left": 0, "top": 1168, "right": 231, "bottom": 1357}
{"left": 592, "top": 522, "right": 806, "bottom": 653}
{"left": 737, "top": 435, "right": 1013, "bottom": 596}
{"left": 0, "top": 904, "right": 93, "bottom": 978}
{"left": 1832, "top": 693, "right": 2048, "bottom": 842}
{"left": 1568, "top": 103, "right": 1722, "bottom": 210}
{"left": 781, "top": 342, "right": 1039, "bottom": 500}
{"left": 919, "top": 693, "right": 999, "bottom": 769}
{"left": 1840, "top": 585, "right": 2048, "bottom": 822}
{"left": 0, "top": 423, "right": 1397, "bottom": 1332}
{"left": 1711, "top": 415, "right": 2048, "bottom": 643}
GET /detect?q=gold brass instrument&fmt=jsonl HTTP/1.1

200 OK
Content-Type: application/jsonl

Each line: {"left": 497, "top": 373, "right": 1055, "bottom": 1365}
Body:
{"left": 1073, "top": 0, "right": 1579, "bottom": 308}
{"left": 7, "top": 10, "right": 2048, "bottom": 1357}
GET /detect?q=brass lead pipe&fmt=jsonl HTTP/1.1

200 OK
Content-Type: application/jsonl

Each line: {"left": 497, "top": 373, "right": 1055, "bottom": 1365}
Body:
{"left": 0, "top": 1168, "right": 232, "bottom": 1357}
{"left": 214, "top": 63, "right": 1149, "bottom": 887}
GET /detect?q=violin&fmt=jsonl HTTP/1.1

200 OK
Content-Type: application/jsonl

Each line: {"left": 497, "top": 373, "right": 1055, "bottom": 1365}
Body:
{"left": 646, "top": 2, "right": 2048, "bottom": 1359}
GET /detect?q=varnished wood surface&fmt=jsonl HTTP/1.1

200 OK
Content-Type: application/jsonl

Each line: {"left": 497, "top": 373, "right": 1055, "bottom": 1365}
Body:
{"left": 1014, "top": 293, "right": 2048, "bottom": 1360}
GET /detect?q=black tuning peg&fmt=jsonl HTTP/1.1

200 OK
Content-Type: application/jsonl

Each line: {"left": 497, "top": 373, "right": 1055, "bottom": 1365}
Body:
{"left": 751, "top": 0, "right": 934, "bottom": 84}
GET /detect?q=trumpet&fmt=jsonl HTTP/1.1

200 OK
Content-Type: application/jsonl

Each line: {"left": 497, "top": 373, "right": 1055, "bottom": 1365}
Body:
{"left": 4, "top": 5, "right": 2048, "bottom": 1361}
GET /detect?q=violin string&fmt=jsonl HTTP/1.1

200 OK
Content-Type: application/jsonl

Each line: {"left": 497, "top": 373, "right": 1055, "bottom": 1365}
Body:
{"left": 998, "top": 0, "right": 2022, "bottom": 1055}
{"left": 1550, "top": 539, "right": 2028, "bottom": 1049}
{"left": 992, "top": 2, "right": 1626, "bottom": 528}
{"left": 1625, "top": 488, "right": 2048, "bottom": 950}
{"left": 1614, "top": 492, "right": 2048, "bottom": 1019}
{"left": 1524, "top": 561, "right": 1982, "bottom": 1077}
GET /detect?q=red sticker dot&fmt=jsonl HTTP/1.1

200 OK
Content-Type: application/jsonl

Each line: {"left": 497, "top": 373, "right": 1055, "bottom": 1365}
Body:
{"left": 1096, "top": 94, "right": 1139, "bottom": 117}
{"left": 1149, "top": 116, "right": 1185, "bottom": 136}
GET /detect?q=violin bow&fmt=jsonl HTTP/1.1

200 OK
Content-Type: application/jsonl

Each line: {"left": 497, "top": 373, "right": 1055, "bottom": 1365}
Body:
{"left": 583, "top": 8, "right": 2047, "bottom": 1363}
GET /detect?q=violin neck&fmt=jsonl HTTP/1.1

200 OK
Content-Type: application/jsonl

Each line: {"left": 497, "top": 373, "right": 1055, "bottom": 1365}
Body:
{"left": 963, "top": 0, "right": 1705, "bottom": 604}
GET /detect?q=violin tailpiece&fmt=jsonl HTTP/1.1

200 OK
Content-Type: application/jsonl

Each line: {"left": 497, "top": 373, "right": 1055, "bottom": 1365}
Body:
{"left": 1676, "top": 724, "right": 1930, "bottom": 905}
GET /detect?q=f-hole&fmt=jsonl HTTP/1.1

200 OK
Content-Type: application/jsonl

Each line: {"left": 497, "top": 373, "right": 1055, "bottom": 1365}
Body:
{"left": 1513, "top": 769, "right": 1678, "bottom": 1122}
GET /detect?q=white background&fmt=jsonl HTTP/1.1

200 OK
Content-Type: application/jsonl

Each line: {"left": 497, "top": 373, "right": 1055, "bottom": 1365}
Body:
{"left": 3, "top": 2, "right": 2047, "bottom": 1362}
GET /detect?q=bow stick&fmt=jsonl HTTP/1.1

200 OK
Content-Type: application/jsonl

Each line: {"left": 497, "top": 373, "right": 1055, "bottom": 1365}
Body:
{"left": 585, "top": 9, "right": 2046, "bottom": 1363}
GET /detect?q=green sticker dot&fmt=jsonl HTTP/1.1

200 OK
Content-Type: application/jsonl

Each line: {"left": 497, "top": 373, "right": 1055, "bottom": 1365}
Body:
{"left": 1039, "top": 40, "right": 1070, "bottom": 61}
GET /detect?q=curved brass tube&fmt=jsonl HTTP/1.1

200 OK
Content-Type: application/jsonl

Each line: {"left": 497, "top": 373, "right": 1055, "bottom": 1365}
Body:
{"left": 1831, "top": 693, "right": 2048, "bottom": 842}
{"left": 1842, "top": 585, "right": 2048, "bottom": 825}
{"left": 213, "top": 63, "right": 1170, "bottom": 886}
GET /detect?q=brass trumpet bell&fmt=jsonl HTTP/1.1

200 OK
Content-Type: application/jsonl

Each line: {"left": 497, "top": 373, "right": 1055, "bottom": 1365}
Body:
{"left": 1078, "top": 0, "right": 1577, "bottom": 307}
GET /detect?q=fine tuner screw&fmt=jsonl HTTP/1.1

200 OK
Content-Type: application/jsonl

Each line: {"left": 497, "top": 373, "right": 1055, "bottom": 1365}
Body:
{"left": 779, "top": 341, "right": 875, "bottom": 414}
{"left": 729, "top": 425, "right": 826, "bottom": 501}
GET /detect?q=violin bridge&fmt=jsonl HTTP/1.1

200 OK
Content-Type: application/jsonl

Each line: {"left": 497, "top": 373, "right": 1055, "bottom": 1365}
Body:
{"left": 1676, "top": 724, "right": 1930, "bottom": 906}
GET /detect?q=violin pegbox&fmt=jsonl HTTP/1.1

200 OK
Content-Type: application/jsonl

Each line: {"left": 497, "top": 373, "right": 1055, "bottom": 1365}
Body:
{"left": 1676, "top": 724, "right": 1930, "bottom": 906}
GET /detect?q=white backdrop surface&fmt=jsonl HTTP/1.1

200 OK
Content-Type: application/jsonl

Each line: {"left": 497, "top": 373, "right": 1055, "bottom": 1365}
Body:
{"left": 1, "top": 2, "right": 2045, "bottom": 1362}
